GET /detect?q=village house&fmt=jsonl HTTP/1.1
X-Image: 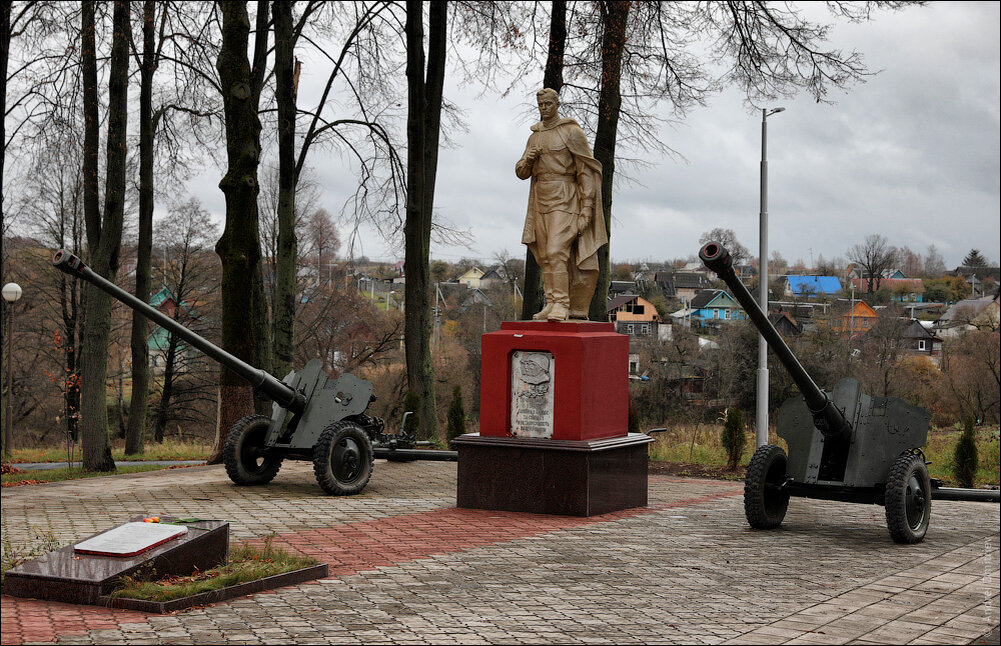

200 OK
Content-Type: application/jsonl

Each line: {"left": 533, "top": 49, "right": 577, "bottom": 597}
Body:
{"left": 607, "top": 294, "right": 669, "bottom": 339}
{"left": 686, "top": 289, "right": 745, "bottom": 328}
{"left": 830, "top": 300, "right": 880, "bottom": 336}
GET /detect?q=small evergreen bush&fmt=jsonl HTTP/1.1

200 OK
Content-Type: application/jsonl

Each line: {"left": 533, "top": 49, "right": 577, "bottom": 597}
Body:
{"left": 446, "top": 386, "right": 466, "bottom": 443}
{"left": 721, "top": 407, "right": 746, "bottom": 470}
{"left": 953, "top": 416, "right": 978, "bottom": 488}
{"left": 627, "top": 400, "right": 641, "bottom": 435}
{"left": 403, "top": 390, "right": 421, "bottom": 437}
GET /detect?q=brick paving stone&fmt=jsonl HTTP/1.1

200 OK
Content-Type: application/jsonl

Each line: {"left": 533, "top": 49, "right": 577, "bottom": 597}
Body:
{"left": 2, "top": 462, "right": 998, "bottom": 645}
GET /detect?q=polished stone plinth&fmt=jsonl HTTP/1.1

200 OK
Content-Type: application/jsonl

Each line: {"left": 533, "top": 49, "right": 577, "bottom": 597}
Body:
{"left": 2, "top": 518, "right": 228, "bottom": 605}
{"left": 454, "top": 433, "right": 653, "bottom": 517}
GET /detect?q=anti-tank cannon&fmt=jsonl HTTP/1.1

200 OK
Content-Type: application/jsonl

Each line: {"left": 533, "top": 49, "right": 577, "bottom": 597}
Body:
{"left": 700, "top": 242, "right": 933, "bottom": 543}
{"left": 52, "top": 249, "right": 453, "bottom": 496}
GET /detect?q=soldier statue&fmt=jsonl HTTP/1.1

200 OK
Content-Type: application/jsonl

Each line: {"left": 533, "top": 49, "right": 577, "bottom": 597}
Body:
{"left": 516, "top": 88, "right": 607, "bottom": 321}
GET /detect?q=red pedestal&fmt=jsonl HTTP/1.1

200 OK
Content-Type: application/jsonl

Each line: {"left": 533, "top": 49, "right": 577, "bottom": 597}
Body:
{"left": 479, "top": 320, "right": 629, "bottom": 441}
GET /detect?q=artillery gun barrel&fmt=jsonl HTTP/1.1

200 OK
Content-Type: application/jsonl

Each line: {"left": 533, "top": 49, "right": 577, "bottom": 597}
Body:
{"left": 699, "top": 242, "right": 851, "bottom": 439}
{"left": 52, "top": 249, "right": 305, "bottom": 414}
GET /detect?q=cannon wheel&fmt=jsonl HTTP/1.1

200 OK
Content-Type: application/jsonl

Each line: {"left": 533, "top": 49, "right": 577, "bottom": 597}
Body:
{"left": 885, "top": 451, "right": 931, "bottom": 544}
{"left": 223, "top": 414, "right": 283, "bottom": 486}
{"left": 312, "top": 420, "right": 374, "bottom": 495}
{"left": 744, "top": 444, "right": 790, "bottom": 529}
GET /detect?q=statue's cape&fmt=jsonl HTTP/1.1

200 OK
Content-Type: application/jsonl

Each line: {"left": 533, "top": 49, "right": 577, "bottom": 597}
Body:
{"left": 521, "top": 119, "right": 607, "bottom": 270}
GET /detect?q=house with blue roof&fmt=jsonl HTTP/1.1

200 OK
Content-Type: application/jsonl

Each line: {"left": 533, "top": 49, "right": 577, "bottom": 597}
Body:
{"left": 782, "top": 275, "right": 842, "bottom": 300}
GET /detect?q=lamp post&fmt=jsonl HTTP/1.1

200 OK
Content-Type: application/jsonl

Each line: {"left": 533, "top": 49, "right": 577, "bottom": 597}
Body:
{"left": 3, "top": 282, "right": 23, "bottom": 458}
{"left": 757, "top": 107, "right": 784, "bottom": 448}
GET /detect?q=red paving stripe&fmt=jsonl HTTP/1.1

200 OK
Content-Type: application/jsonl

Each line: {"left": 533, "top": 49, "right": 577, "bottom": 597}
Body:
{"left": 252, "top": 491, "right": 743, "bottom": 577}
{"left": 0, "top": 491, "right": 741, "bottom": 644}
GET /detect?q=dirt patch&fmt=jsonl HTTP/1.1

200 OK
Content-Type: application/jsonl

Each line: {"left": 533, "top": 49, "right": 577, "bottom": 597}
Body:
{"left": 648, "top": 460, "right": 745, "bottom": 481}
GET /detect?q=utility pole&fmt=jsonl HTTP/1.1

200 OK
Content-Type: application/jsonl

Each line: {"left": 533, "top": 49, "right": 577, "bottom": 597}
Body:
{"left": 757, "top": 107, "right": 784, "bottom": 448}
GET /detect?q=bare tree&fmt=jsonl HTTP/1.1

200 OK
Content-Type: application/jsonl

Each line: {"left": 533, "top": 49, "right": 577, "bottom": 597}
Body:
{"left": 403, "top": 0, "right": 446, "bottom": 440}
{"left": 847, "top": 233, "right": 897, "bottom": 294}
{"left": 150, "top": 199, "right": 221, "bottom": 442}
{"left": 699, "top": 228, "right": 751, "bottom": 266}
{"left": 77, "top": 0, "right": 130, "bottom": 472}
{"left": 923, "top": 244, "right": 946, "bottom": 277}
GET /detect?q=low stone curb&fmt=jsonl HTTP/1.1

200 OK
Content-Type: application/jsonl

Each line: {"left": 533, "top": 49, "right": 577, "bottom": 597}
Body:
{"left": 97, "top": 563, "right": 329, "bottom": 614}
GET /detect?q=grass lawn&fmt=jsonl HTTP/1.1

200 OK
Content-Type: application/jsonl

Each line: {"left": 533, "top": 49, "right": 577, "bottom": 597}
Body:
{"left": 1, "top": 463, "right": 202, "bottom": 486}
{"left": 649, "top": 423, "right": 1000, "bottom": 487}
{"left": 7, "top": 438, "right": 212, "bottom": 464}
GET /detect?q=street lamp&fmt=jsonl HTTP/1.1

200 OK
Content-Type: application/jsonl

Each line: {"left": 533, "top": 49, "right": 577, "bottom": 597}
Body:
{"left": 2, "top": 282, "right": 23, "bottom": 458}
{"left": 757, "top": 107, "right": 784, "bottom": 448}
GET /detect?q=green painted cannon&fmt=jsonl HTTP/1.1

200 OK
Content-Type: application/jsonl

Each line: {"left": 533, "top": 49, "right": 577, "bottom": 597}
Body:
{"left": 700, "top": 242, "right": 933, "bottom": 543}
{"left": 52, "top": 249, "right": 453, "bottom": 496}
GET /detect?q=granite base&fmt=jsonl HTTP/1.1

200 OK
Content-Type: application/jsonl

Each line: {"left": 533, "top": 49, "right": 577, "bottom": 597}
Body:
{"left": 454, "top": 433, "right": 652, "bottom": 517}
{"left": 1, "top": 518, "right": 229, "bottom": 605}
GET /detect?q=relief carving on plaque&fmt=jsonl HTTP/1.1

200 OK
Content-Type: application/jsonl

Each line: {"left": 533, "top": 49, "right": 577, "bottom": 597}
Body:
{"left": 510, "top": 351, "right": 555, "bottom": 438}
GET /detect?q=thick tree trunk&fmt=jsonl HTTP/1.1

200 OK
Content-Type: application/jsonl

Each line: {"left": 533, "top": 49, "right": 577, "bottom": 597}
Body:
{"left": 125, "top": 0, "right": 156, "bottom": 456}
{"left": 403, "top": 0, "right": 444, "bottom": 440}
{"left": 521, "top": 0, "right": 566, "bottom": 320}
{"left": 272, "top": 0, "right": 297, "bottom": 380}
{"left": 587, "top": 0, "right": 629, "bottom": 322}
{"left": 79, "top": 0, "right": 130, "bottom": 471}
{"left": 209, "top": 1, "right": 264, "bottom": 463}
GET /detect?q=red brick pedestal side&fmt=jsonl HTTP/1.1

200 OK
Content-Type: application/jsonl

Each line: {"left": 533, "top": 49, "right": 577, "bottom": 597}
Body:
{"left": 456, "top": 321, "right": 651, "bottom": 517}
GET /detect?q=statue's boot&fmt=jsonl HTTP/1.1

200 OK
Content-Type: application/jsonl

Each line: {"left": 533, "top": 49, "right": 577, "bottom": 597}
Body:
{"left": 546, "top": 269, "right": 571, "bottom": 321}
{"left": 533, "top": 301, "right": 554, "bottom": 321}
{"left": 569, "top": 266, "right": 598, "bottom": 319}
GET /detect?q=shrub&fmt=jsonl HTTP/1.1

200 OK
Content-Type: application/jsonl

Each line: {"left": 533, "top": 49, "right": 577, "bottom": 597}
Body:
{"left": 446, "top": 386, "right": 466, "bottom": 443}
{"left": 628, "top": 400, "right": 641, "bottom": 435}
{"left": 721, "top": 407, "right": 746, "bottom": 470}
{"left": 953, "top": 416, "right": 979, "bottom": 488}
{"left": 403, "top": 390, "right": 421, "bottom": 437}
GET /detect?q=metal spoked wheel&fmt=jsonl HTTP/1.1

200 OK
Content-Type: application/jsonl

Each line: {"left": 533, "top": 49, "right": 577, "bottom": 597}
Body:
{"left": 223, "top": 414, "right": 283, "bottom": 485}
{"left": 744, "top": 444, "right": 790, "bottom": 529}
{"left": 312, "top": 420, "right": 374, "bottom": 495}
{"left": 885, "top": 451, "right": 931, "bottom": 544}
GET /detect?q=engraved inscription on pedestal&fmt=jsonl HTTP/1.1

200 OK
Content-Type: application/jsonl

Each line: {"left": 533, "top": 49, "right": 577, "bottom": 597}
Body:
{"left": 510, "top": 351, "right": 555, "bottom": 438}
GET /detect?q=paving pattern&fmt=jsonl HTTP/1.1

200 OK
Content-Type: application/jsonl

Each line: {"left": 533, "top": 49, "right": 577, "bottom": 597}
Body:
{"left": 2, "top": 460, "right": 998, "bottom": 645}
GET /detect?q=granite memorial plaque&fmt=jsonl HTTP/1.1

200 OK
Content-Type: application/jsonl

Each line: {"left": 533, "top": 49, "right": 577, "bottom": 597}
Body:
{"left": 74, "top": 522, "right": 188, "bottom": 557}
{"left": 510, "top": 350, "right": 554, "bottom": 438}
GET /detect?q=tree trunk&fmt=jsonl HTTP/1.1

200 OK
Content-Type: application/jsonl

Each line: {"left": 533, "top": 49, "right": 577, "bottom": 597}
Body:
{"left": 78, "top": 0, "right": 129, "bottom": 472}
{"left": 587, "top": 0, "right": 629, "bottom": 322}
{"left": 209, "top": 1, "right": 265, "bottom": 463}
{"left": 272, "top": 0, "right": 297, "bottom": 380}
{"left": 154, "top": 332, "right": 178, "bottom": 443}
{"left": 125, "top": 0, "right": 156, "bottom": 456}
{"left": 521, "top": 0, "right": 566, "bottom": 320}
{"left": 403, "top": 0, "right": 444, "bottom": 440}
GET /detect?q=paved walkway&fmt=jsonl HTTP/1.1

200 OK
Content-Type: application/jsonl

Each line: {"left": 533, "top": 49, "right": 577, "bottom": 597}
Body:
{"left": 1, "top": 460, "right": 998, "bottom": 645}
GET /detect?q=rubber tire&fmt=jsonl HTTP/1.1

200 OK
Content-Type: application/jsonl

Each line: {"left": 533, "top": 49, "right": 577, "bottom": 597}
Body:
{"left": 312, "top": 421, "right": 374, "bottom": 495}
{"left": 744, "top": 444, "right": 790, "bottom": 529}
{"left": 223, "top": 414, "right": 283, "bottom": 486}
{"left": 885, "top": 452, "right": 931, "bottom": 544}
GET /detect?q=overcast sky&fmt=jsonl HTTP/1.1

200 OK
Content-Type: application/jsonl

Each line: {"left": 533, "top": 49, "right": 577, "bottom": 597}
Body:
{"left": 187, "top": 1, "right": 1000, "bottom": 271}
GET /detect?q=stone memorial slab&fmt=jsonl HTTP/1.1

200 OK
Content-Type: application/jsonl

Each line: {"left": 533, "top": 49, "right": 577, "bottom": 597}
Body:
{"left": 74, "top": 522, "right": 188, "bottom": 557}
{"left": 510, "top": 350, "right": 555, "bottom": 438}
{"left": 2, "top": 517, "right": 228, "bottom": 605}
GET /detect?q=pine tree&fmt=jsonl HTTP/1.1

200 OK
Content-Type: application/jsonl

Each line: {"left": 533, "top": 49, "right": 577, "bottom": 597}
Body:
{"left": 962, "top": 249, "right": 989, "bottom": 269}
{"left": 403, "top": 390, "right": 421, "bottom": 437}
{"left": 721, "top": 407, "right": 746, "bottom": 470}
{"left": 446, "top": 386, "right": 466, "bottom": 443}
{"left": 953, "top": 416, "right": 978, "bottom": 488}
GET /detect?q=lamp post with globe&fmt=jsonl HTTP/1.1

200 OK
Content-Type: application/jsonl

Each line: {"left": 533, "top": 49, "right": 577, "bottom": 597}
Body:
{"left": 2, "top": 282, "right": 23, "bottom": 458}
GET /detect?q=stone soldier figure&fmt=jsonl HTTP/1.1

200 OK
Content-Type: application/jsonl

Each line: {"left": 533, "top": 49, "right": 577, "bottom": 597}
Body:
{"left": 516, "top": 88, "right": 607, "bottom": 321}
